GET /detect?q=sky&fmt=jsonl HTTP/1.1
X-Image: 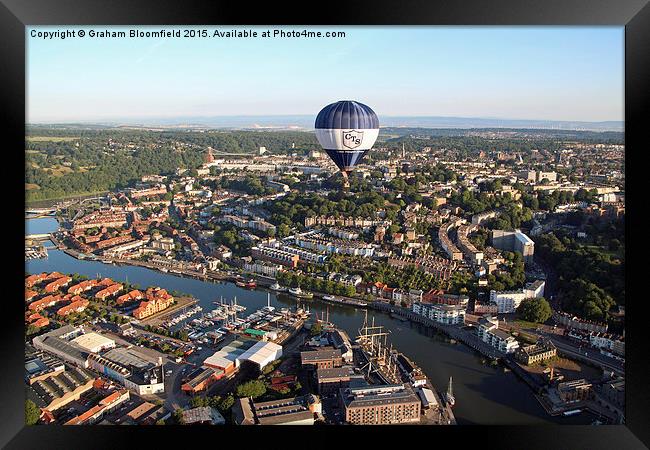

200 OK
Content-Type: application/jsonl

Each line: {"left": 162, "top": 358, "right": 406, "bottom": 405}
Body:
{"left": 27, "top": 26, "right": 624, "bottom": 124}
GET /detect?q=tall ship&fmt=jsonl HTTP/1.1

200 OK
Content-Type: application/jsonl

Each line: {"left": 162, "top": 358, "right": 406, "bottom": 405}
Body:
{"left": 355, "top": 311, "right": 401, "bottom": 385}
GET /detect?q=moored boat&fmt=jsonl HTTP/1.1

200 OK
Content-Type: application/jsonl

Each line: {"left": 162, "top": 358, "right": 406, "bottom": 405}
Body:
{"left": 289, "top": 287, "right": 314, "bottom": 299}
{"left": 269, "top": 282, "right": 287, "bottom": 292}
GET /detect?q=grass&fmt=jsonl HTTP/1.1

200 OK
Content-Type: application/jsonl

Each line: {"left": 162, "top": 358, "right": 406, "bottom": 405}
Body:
{"left": 513, "top": 319, "right": 542, "bottom": 330}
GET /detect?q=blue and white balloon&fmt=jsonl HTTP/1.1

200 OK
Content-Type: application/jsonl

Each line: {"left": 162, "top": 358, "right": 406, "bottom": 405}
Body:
{"left": 315, "top": 100, "right": 379, "bottom": 177}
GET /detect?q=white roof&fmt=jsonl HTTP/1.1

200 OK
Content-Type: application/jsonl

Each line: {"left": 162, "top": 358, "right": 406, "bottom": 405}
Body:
{"left": 418, "top": 388, "right": 438, "bottom": 407}
{"left": 71, "top": 332, "right": 115, "bottom": 352}
{"left": 236, "top": 341, "right": 282, "bottom": 368}
{"left": 203, "top": 352, "right": 237, "bottom": 369}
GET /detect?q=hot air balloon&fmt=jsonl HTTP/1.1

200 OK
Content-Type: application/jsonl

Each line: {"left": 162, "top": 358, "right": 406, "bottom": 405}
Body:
{"left": 315, "top": 100, "right": 379, "bottom": 188}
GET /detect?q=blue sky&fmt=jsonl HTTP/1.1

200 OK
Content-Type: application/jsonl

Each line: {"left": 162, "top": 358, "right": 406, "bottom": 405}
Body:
{"left": 27, "top": 26, "right": 624, "bottom": 123}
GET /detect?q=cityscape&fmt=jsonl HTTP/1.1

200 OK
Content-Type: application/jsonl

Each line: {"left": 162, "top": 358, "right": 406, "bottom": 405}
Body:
{"left": 24, "top": 26, "right": 624, "bottom": 427}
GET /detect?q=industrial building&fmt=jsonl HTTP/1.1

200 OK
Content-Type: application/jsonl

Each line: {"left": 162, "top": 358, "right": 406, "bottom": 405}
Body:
{"left": 203, "top": 338, "right": 282, "bottom": 374}
{"left": 25, "top": 347, "right": 66, "bottom": 385}
{"left": 181, "top": 367, "right": 221, "bottom": 394}
{"left": 203, "top": 339, "right": 257, "bottom": 375}
{"left": 88, "top": 347, "right": 165, "bottom": 395}
{"left": 339, "top": 384, "right": 421, "bottom": 425}
{"left": 32, "top": 325, "right": 89, "bottom": 369}
{"left": 235, "top": 340, "right": 283, "bottom": 371}
{"left": 233, "top": 395, "right": 320, "bottom": 425}
{"left": 26, "top": 365, "right": 95, "bottom": 412}
{"left": 71, "top": 332, "right": 116, "bottom": 353}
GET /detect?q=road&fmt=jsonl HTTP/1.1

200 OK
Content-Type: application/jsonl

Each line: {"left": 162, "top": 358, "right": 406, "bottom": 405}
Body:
{"left": 539, "top": 331, "right": 624, "bottom": 375}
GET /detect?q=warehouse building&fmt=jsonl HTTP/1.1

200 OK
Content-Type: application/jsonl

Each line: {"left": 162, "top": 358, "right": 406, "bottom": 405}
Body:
{"left": 202, "top": 339, "right": 258, "bottom": 375}
{"left": 88, "top": 347, "right": 165, "bottom": 395}
{"left": 26, "top": 365, "right": 95, "bottom": 412}
{"left": 71, "top": 332, "right": 116, "bottom": 353}
{"left": 181, "top": 367, "right": 221, "bottom": 394}
{"left": 235, "top": 340, "right": 283, "bottom": 371}
{"left": 233, "top": 394, "right": 321, "bottom": 425}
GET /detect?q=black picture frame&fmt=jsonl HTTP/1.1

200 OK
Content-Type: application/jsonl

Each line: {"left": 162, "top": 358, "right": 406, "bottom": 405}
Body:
{"left": 2, "top": 1, "right": 647, "bottom": 448}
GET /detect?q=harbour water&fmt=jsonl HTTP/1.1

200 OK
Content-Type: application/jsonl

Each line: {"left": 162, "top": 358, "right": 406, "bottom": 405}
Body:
{"left": 24, "top": 217, "right": 600, "bottom": 425}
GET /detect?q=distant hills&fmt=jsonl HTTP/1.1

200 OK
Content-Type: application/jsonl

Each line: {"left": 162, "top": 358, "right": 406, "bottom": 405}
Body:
{"left": 30, "top": 114, "right": 623, "bottom": 133}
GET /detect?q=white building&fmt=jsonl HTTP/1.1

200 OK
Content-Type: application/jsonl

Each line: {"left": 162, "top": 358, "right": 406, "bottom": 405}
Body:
{"left": 235, "top": 341, "right": 283, "bottom": 371}
{"left": 71, "top": 332, "right": 116, "bottom": 354}
{"left": 490, "top": 280, "right": 545, "bottom": 313}
{"left": 477, "top": 316, "right": 519, "bottom": 354}
{"left": 412, "top": 303, "right": 466, "bottom": 325}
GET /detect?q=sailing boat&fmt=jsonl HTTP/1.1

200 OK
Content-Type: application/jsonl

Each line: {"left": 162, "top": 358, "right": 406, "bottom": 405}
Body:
{"left": 446, "top": 376, "right": 456, "bottom": 407}
{"left": 263, "top": 293, "right": 275, "bottom": 312}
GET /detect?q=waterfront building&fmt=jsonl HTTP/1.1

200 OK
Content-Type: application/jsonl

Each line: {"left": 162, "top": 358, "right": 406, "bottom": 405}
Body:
{"left": 132, "top": 288, "right": 174, "bottom": 320}
{"left": 44, "top": 276, "right": 72, "bottom": 293}
{"left": 244, "top": 260, "right": 284, "bottom": 278}
{"left": 95, "top": 283, "right": 123, "bottom": 300}
{"left": 235, "top": 340, "right": 283, "bottom": 371}
{"left": 203, "top": 339, "right": 258, "bottom": 375}
{"left": 477, "top": 316, "right": 519, "bottom": 354}
{"left": 515, "top": 340, "right": 557, "bottom": 365}
{"left": 412, "top": 302, "right": 466, "bottom": 325}
{"left": 251, "top": 246, "right": 300, "bottom": 268}
{"left": 339, "top": 384, "right": 421, "bottom": 425}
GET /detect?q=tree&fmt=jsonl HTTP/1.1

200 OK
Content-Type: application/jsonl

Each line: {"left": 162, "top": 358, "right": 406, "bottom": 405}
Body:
{"left": 310, "top": 322, "right": 323, "bottom": 336}
{"left": 517, "top": 297, "right": 552, "bottom": 323}
{"left": 25, "top": 399, "right": 40, "bottom": 425}
{"left": 235, "top": 380, "right": 267, "bottom": 399}
{"left": 173, "top": 408, "right": 185, "bottom": 424}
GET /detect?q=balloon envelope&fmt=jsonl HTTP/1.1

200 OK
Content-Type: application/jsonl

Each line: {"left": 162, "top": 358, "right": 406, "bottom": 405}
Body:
{"left": 315, "top": 100, "right": 379, "bottom": 172}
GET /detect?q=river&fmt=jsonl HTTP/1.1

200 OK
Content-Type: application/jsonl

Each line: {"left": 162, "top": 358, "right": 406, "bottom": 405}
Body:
{"left": 24, "top": 217, "right": 599, "bottom": 425}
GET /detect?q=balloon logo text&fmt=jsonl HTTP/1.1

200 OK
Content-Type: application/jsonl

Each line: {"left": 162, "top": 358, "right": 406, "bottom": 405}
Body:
{"left": 342, "top": 130, "right": 364, "bottom": 149}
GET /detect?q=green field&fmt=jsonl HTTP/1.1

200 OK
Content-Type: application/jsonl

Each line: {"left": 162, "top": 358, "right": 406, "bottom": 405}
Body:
{"left": 26, "top": 136, "right": 78, "bottom": 142}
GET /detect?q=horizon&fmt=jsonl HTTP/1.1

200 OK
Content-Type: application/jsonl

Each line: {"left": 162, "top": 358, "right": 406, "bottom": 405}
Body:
{"left": 26, "top": 113, "right": 624, "bottom": 132}
{"left": 27, "top": 26, "right": 624, "bottom": 124}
